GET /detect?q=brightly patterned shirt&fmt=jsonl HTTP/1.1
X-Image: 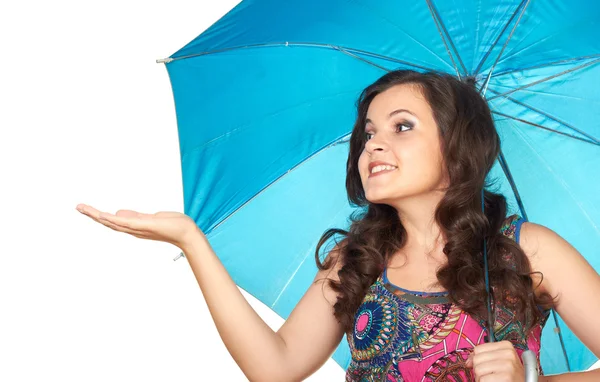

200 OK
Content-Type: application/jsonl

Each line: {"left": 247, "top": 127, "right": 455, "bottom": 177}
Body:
{"left": 345, "top": 214, "right": 550, "bottom": 381}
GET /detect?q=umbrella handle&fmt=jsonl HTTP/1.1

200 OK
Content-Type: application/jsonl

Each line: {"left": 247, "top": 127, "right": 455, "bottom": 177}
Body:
{"left": 521, "top": 350, "right": 538, "bottom": 382}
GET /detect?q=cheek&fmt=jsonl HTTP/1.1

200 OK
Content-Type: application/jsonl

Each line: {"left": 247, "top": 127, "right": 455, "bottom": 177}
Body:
{"left": 358, "top": 151, "right": 368, "bottom": 174}
{"left": 419, "top": 151, "right": 446, "bottom": 183}
{"left": 399, "top": 145, "right": 441, "bottom": 179}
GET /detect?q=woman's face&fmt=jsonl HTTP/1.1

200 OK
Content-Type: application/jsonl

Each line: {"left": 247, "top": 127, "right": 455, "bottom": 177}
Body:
{"left": 357, "top": 83, "right": 448, "bottom": 205}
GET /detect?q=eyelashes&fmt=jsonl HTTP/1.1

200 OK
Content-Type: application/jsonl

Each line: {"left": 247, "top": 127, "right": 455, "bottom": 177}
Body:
{"left": 364, "top": 121, "right": 414, "bottom": 141}
{"left": 394, "top": 121, "right": 414, "bottom": 133}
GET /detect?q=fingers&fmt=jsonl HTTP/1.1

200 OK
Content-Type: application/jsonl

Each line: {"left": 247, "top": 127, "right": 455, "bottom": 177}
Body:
{"left": 77, "top": 204, "right": 150, "bottom": 237}
{"left": 472, "top": 341, "right": 514, "bottom": 355}
{"left": 470, "top": 348, "right": 515, "bottom": 366}
{"left": 115, "top": 209, "right": 157, "bottom": 220}
{"left": 97, "top": 215, "right": 149, "bottom": 236}
{"left": 478, "top": 373, "right": 513, "bottom": 382}
{"left": 114, "top": 209, "right": 144, "bottom": 218}
{"left": 154, "top": 211, "right": 185, "bottom": 218}
{"left": 467, "top": 341, "right": 523, "bottom": 382}
{"left": 76, "top": 204, "right": 103, "bottom": 222}
{"left": 473, "top": 358, "right": 517, "bottom": 380}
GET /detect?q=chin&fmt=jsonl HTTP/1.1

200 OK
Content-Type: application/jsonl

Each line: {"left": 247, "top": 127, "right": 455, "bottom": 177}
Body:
{"left": 365, "top": 191, "right": 391, "bottom": 205}
{"left": 366, "top": 188, "right": 413, "bottom": 205}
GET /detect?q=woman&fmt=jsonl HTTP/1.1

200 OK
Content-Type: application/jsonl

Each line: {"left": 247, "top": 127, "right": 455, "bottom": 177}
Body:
{"left": 76, "top": 70, "right": 600, "bottom": 381}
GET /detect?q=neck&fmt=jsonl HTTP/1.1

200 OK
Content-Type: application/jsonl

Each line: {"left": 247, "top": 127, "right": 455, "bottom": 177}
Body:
{"left": 389, "top": 190, "right": 447, "bottom": 261}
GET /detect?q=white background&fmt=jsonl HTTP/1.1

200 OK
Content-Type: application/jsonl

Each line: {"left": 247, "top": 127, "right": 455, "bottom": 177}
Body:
{"left": 1, "top": 0, "right": 598, "bottom": 381}
{"left": 0, "top": 1, "right": 344, "bottom": 380}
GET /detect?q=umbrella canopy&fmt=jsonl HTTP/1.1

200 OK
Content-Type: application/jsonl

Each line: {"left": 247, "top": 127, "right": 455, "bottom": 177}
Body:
{"left": 160, "top": 0, "right": 600, "bottom": 374}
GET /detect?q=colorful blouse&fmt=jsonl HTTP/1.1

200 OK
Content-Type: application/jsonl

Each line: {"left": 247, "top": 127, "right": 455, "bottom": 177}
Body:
{"left": 345, "top": 214, "right": 551, "bottom": 381}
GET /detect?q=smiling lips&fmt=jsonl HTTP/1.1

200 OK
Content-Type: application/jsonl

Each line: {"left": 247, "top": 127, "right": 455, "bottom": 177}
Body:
{"left": 368, "top": 163, "right": 398, "bottom": 178}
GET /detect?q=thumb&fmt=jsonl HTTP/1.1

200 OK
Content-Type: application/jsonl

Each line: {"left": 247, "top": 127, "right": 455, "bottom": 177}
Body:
{"left": 115, "top": 209, "right": 151, "bottom": 219}
{"left": 154, "top": 211, "right": 187, "bottom": 218}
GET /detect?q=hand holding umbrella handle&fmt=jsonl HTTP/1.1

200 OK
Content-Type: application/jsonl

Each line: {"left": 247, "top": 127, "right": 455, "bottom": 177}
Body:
{"left": 522, "top": 350, "right": 538, "bottom": 382}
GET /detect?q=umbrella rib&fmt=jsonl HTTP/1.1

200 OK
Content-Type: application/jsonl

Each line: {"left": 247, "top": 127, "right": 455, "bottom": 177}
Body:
{"left": 497, "top": 150, "right": 528, "bottom": 221}
{"left": 427, "top": 0, "right": 467, "bottom": 76}
{"left": 488, "top": 89, "right": 600, "bottom": 145}
{"left": 486, "top": 58, "right": 600, "bottom": 101}
{"left": 506, "top": 118, "right": 600, "bottom": 236}
{"left": 500, "top": 123, "right": 588, "bottom": 373}
{"left": 333, "top": 47, "right": 391, "bottom": 72}
{"left": 492, "top": 111, "right": 599, "bottom": 146}
{"left": 161, "top": 42, "right": 438, "bottom": 72}
{"left": 490, "top": 54, "right": 600, "bottom": 79}
{"left": 332, "top": 46, "right": 436, "bottom": 72}
{"left": 551, "top": 309, "right": 572, "bottom": 372}
{"left": 425, "top": 0, "right": 462, "bottom": 78}
{"left": 206, "top": 133, "right": 352, "bottom": 234}
{"left": 479, "top": 0, "right": 531, "bottom": 96}
{"left": 271, "top": 244, "right": 313, "bottom": 308}
{"left": 271, "top": 205, "right": 350, "bottom": 309}
{"left": 473, "top": 0, "right": 527, "bottom": 75}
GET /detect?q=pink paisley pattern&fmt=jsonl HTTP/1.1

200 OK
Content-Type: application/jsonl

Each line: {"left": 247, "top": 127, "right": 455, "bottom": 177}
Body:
{"left": 345, "top": 214, "right": 550, "bottom": 382}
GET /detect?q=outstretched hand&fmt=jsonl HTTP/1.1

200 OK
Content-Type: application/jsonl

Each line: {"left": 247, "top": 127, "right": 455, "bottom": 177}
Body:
{"left": 76, "top": 204, "right": 201, "bottom": 250}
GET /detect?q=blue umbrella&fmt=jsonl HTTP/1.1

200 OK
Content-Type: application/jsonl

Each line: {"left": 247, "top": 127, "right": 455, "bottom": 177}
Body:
{"left": 158, "top": 0, "right": 600, "bottom": 374}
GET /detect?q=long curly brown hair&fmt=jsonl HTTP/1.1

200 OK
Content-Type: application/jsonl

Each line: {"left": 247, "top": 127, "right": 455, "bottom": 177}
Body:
{"left": 315, "top": 70, "right": 555, "bottom": 337}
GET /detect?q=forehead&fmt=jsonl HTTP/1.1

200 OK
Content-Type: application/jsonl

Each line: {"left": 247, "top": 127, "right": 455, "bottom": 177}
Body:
{"left": 366, "top": 83, "right": 430, "bottom": 119}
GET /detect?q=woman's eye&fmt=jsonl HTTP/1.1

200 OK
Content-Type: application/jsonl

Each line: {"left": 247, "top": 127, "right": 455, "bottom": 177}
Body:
{"left": 395, "top": 122, "right": 413, "bottom": 132}
{"left": 365, "top": 122, "right": 412, "bottom": 141}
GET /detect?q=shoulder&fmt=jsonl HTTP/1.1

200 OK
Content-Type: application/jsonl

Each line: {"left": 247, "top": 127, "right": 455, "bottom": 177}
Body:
{"left": 518, "top": 219, "right": 568, "bottom": 269}
{"left": 500, "top": 214, "right": 558, "bottom": 265}
{"left": 518, "top": 220, "right": 600, "bottom": 358}
{"left": 518, "top": 219, "right": 593, "bottom": 302}
{"left": 499, "top": 215, "right": 563, "bottom": 296}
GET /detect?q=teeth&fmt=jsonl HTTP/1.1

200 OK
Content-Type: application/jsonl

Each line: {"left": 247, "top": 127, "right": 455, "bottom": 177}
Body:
{"left": 371, "top": 165, "right": 397, "bottom": 174}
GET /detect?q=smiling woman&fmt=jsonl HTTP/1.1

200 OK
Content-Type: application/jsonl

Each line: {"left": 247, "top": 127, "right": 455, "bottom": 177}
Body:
{"left": 310, "top": 70, "right": 600, "bottom": 381}
{"left": 358, "top": 83, "right": 447, "bottom": 206}
{"left": 77, "top": 70, "right": 600, "bottom": 382}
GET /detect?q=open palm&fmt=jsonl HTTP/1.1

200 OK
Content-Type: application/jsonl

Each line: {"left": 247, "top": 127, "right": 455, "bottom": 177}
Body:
{"left": 76, "top": 204, "right": 200, "bottom": 249}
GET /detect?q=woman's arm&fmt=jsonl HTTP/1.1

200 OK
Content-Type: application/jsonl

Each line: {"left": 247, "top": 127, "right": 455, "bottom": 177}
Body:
{"left": 77, "top": 204, "right": 346, "bottom": 382}
{"left": 276, "top": 243, "right": 347, "bottom": 381}
{"left": 520, "top": 222, "right": 600, "bottom": 380}
{"left": 182, "top": 232, "right": 346, "bottom": 382}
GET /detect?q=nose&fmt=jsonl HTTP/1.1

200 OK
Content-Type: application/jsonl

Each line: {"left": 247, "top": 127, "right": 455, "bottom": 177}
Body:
{"left": 364, "top": 134, "right": 387, "bottom": 154}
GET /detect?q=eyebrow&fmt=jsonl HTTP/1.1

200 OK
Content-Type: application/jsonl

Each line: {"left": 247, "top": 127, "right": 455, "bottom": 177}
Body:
{"left": 365, "top": 108, "right": 417, "bottom": 125}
